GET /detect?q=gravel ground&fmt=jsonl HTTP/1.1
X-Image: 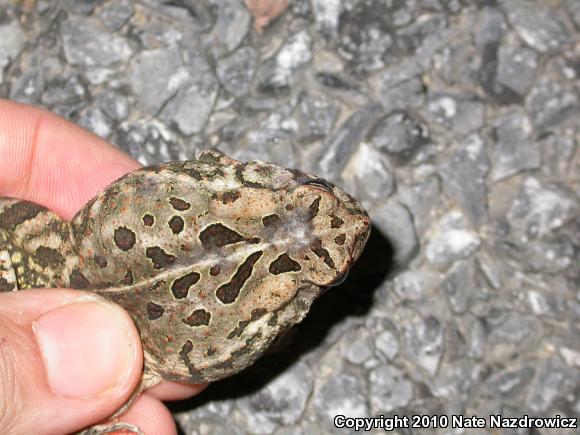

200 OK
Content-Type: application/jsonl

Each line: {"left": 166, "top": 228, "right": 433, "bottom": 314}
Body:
{"left": 1, "top": 1, "right": 579, "bottom": 434}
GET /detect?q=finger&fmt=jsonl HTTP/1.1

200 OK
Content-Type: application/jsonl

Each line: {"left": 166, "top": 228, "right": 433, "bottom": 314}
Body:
{"left": 0, "top": 289, "right": 142, "bottom": 435}
{"left": 147, "top": 381, "right": 208, "bottom": 401}
{"left": 0, "top": 99, "right": 139, "bottom": 220}
{"left": 115, "top": 393, "right": 178, "bottom": 435}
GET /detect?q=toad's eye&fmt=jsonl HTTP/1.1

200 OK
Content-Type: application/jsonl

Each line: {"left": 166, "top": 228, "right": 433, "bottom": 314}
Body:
{"left": 303, "top": 178, "right": 333, "bottom": 193}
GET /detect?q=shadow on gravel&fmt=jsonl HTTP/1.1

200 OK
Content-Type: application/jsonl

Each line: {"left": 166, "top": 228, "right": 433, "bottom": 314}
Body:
{"left": 170, "top": 224, "right": 392, "bottom": 425}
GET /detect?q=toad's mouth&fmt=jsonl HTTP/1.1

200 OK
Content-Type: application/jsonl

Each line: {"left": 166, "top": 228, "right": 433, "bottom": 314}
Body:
{"left": 299, "top": 264, "right": 350, "bottom": 295}
{"left": 327, "top": 266, "right": 350, "bottom": 287}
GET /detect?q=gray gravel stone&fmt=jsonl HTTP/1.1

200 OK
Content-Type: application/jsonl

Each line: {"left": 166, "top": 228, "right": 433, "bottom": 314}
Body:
{"left": 476, "top": 250, "right": 504, "bottom": 290}
{"left": 502, "top": 0, "right": 570, "bottom": 53}
{"left": 116, "top": 119, "right": 180, "bottom": 164}
{"left": 370, "top": 111, "right": 430, "bottom": 161}
{"left": 186, "top": 396, "right": 234, "bottom": 421}
{"left": 216, "top": 46, "right": 257, "bottom": 98}
{"left": 63, "top": 0, "right": 98, "bottom": 15}
{"left": 313, "top": 72, "right": 369, "bottom": 107}
{"left": 98, "top": 0, "right": 134, "bottom": 31}
{"left": 337, "top": 0, "right": 393, "bottom": 74}
{"left": 564, "top": 0, "right": 580, "bottom": 29}
{"left": 341, "top": 142, "right": 395, "bottom": 206}
{"left": 398, "top": 176, "right": 440, "bottom": 236}
{"left": 397, "top": 12, "right": 448, "bottom": 55}
{"left": 491, "top": 109, "right": 540, "bottom": 181}
{"left": 425, "top": 210, "right": 482, "bottom": 265}
{"left": 254, "top": 105, "right": 299, "bottom": 141}
{"left": 375, "top": 60, "right": 426, "bottom": 112}
{"left": 495, "top": 43, "right": 539, "bottom": 98}
{"left": 426, "top": 93, "right": 486, "bottom": 136}
{"left": 312, "top": 0, "right": 341, "bottom": 37}
{"left": 178, "top": 415, "right": 244, "bottom": 435}
{"left": 136, "top": 18, "right": 183, "bottom": 49}
{"left": 429, "top": 361, "right": 481, "bottom": 400}
{"left": 474, "top": 6, "right": 505, "bottom": 48}
{"left": 374, "top": 330, "right": 400, "bottom": 361}
{"left": 129, "top": 46, "right": 184, "bottom": 115}
{"left": 487, "top": 311, "right": 543, "bottom": 358}
{"left": 237, "top": 107, "right": 300, "bottom": 168}
{"left": 457, "top": 314, "right": 486, "bottom": 360}
{"left": 258, "top": 30, "right": 312, "bottom": 94}
{"left": 507, "top": 176, "right": 578, "bottom": 239}
{"left": 274, "top": 422, "right": 324, "bottom": 435}
{"left": 526, "top": 289, "right": 568, "bottom": 319}
{"left": 439, "top": 134, "right": 490, "bottom": 226}
{"left": 210, "top": 0, "right": 251, "bottom": 56}
{"left": 418, "top": 0, "right": 444, "bottom": 12}
{"left": 291, "top": 0, "right": 311, "bottom": 18}
{"left": 94, "top": 90, "right": 130, "bottom": 121}
{"left": 138, "top": 0, "right": 213, "bottom": 31}
{"left": 369, "top": 364, "right": 413, "bottom": 412}
{"left": 61, "top": 16, "right": 132, "bottom": 67}
{"left": 441, "top": 258, "right": 478, "bottom": 315}
{"left": 317, "top": 104, "right": 382, "bottom": 179}
{"left": 41, "top": 74, "right": 87, "bottom": 108}
{"left": 83, "top": 67, "right": 116, "bottom": 86}
{"left": 480, "top": 36, "right": 540, "bottom": 104}
{"left": 433, "top": 38, "right": 482, "bottom": 87}
{"left": 161, "top": 75, "right": 218, "bottom": 135}
{"left": 77, "top": 107, "right": 112, "bottom": 139}
{"left": 559, "top": 347, "right": 580, "bottom": 369}
{"left": 0, "top": 21, "right": 25, "bottom": 84}
{"left": 370, "top": 199, "right": 418, "bottom": 267}
{"left": 526, "top": 78, "right": 579, "bottom": 130}
{"left": 298, "top": 95, "right": 339, "bottom": 141}
{"left": 391, "top": 0, "right": 419, "bottom": 27}
{"left": 525, "top": 357, "right": 575, "bottom": 412}
{"left": 403, "top": 316, "right": 444, "bottom": 375}
{"left": 9, "top": 67, "right": 44, "bottom": 104}
{"left": 340, "top": 328, "right": 374, "bottom": 365}
{"left": 314, "top": 374, "right": 368, "bottom": 427}
{"left": 540, "top": 129, "right": 577, "bottom": 179}
{"left": 237, "top": 362, "right": 313, "bottom": 434}
{"left": 484, "top": 366, "right": 535, "bottom": 397}
{"left": 510, "top": 236, "right": 575, "bottom": 273}
{"left": 394, "top": 270, "right": 440, "bottom": 303}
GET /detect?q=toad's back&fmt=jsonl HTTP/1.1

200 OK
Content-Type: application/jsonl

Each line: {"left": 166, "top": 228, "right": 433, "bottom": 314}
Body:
{"left": 0, "top": 149, "right": 370, "bottom": 383}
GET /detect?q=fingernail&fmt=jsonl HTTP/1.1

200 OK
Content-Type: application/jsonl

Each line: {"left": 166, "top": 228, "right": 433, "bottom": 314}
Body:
{"left": 34, "top": 299, "right": 137, "bottom": 399}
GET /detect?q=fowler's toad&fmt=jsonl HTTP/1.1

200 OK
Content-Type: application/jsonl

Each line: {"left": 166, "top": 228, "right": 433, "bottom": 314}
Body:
{"left": 0, "top": 149, "right": 370, "bottom": 432}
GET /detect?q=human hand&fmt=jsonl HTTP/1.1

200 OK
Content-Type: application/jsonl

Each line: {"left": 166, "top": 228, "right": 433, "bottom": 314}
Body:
{"left": 0, "top": 99, "right": 206, "bottom": 434}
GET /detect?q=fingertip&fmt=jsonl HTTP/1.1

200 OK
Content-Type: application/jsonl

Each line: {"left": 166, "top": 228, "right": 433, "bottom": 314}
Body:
{"left": 147, "top": 381, "right": 208, "bottom": 401}
{"left": 33, "top": 296, "right": 142, "bottom": 400}
{"left": 121, "top": 393, "right": 178, "bottom": 435}
{"left": 0, "top": 289, "right": 143, "bottom": 435}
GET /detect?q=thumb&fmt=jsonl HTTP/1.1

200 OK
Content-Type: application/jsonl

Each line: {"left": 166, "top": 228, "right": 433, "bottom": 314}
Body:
{"left": 0, "top": 289, "right": 142, "bottom": 435}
